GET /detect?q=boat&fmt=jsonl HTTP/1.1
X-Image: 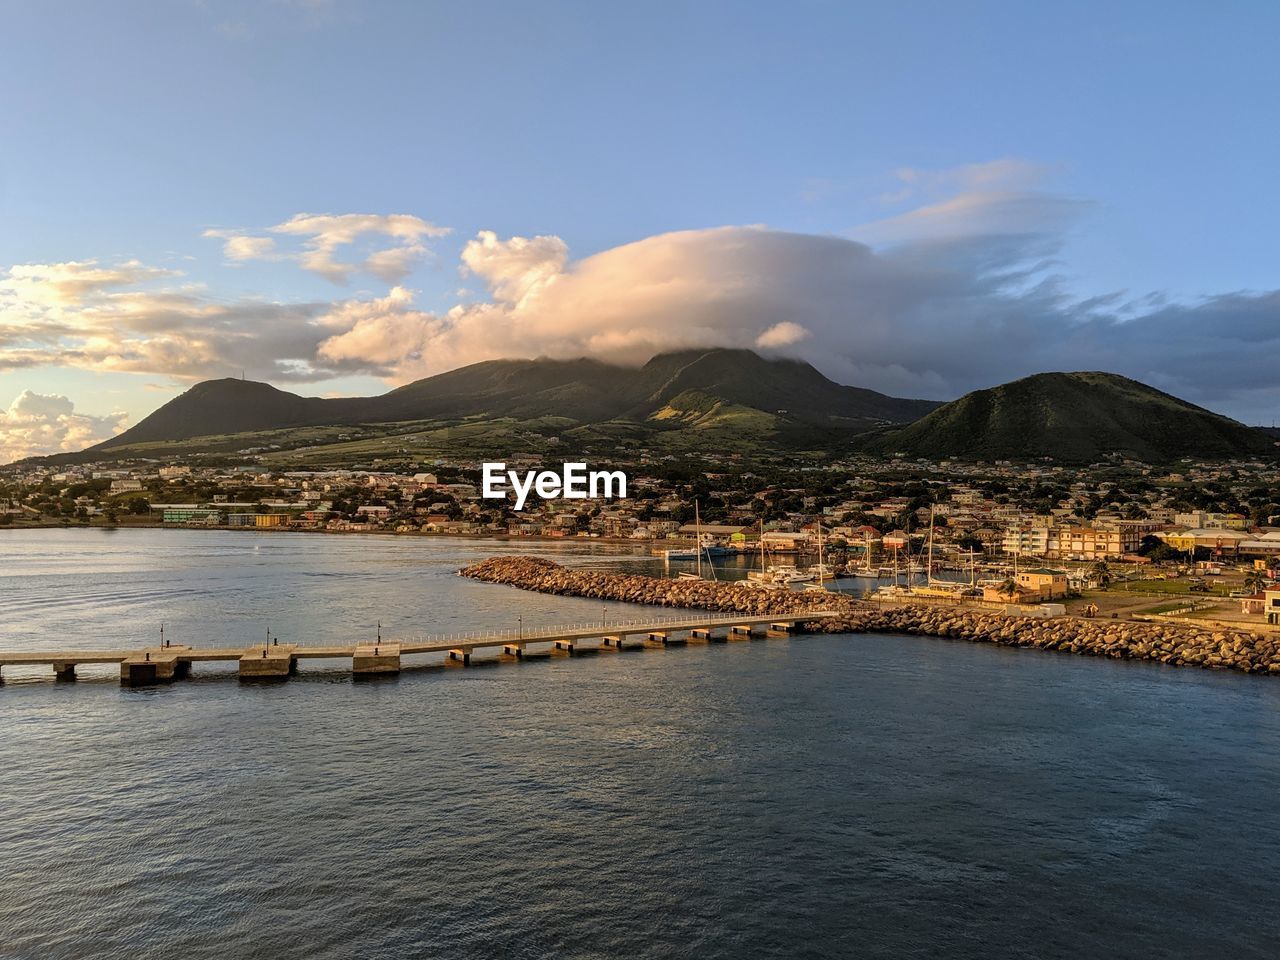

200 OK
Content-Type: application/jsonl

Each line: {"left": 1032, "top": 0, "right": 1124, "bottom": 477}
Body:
{"left": 660, "top": 548, "right": 698, "bottom": 560}
{"left": 668, "top": 500, "right": 722, "bottom": 580}
{"left": 768, "top": 563, "right": 813, "bottom": 583}
{"left": 808, "top": 562, "right": 838, "bottom": 581}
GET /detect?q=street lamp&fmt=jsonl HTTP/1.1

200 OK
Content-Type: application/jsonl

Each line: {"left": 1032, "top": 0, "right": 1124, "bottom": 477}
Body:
{"left": 517, "top": 614, "right": 523, "bottom": 640}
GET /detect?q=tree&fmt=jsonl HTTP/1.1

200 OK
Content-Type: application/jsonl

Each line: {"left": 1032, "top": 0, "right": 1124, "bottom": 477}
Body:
{"left": 998, "top": 578, "right": 1019, "bottom": 600}
{"left": 1089, "top": 560, "right": 1112, "bottom": 590}
{"left": 1244, "top": 570, "right": 1269, "bottom": 593}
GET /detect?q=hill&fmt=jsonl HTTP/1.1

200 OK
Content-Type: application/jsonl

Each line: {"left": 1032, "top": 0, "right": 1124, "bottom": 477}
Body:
{"left": 84, "top": 349, "right": 939, "bottom": 459}
{"left": 860, "top": 372, "right": 1276, "bottom": 462}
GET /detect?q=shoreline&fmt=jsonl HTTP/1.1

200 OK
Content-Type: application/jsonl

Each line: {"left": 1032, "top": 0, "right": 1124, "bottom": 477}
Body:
{"left": 0, "top": 520, "right": 681, "bottom": 549}
{"left": 461, "top": 556, "right": 1280, "bottom": 676}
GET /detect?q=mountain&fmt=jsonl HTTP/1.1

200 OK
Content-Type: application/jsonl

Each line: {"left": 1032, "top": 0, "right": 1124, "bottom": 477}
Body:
{"left": 860, "top": 371, "right": 1276, "bottom": 462}
{"left": 93, "top": 379, "right": 367, "bottom": 448}
{"left": 88, "top": 349, "right": 940, "bottom": 456}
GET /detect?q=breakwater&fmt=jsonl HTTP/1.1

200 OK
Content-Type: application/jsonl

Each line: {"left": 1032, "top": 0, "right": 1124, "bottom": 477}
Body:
{"left": 461, "top": 556, "right": 1280, "bottom": 675}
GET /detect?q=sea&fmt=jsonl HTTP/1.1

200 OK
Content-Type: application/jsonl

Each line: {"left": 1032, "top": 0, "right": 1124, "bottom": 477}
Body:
{"left": 1, "top": 528, "right": 1279, "bottom": 959}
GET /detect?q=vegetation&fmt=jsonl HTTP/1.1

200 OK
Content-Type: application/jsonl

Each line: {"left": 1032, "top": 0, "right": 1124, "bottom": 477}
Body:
{"left": 860, "top": 371, "right": 1275, "bottom": 463}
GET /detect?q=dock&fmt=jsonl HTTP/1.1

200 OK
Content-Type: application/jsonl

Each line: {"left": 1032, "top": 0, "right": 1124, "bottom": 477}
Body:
{"left": 0, "top": 612, "right": 834, "bottom": 687}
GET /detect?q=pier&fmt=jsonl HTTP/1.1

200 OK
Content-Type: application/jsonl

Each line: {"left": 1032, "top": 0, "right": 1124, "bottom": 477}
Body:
{"left": 0, "top": 612, "right": 833, "bottom": 687}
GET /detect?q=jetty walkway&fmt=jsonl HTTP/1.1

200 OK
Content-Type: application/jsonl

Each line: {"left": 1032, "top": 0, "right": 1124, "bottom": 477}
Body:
{"left": 0, "top": 611, "right": 835, "bottom": 686}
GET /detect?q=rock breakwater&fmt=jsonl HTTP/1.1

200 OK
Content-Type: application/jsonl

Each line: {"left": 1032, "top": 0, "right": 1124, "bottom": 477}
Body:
{"left": 461, "top": 556, "right": 1280, "bottom": 676}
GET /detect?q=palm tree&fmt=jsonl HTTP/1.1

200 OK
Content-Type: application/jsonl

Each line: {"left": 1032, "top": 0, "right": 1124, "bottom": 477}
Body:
{"left": 1089, "top": 560, "right": 1112, "bottom": 590}
{"left": 1244, "top": 570, "right": 1268, "bottom": 594}
{"left": 998, "top": 578, "right": 1019, "bottom": 601}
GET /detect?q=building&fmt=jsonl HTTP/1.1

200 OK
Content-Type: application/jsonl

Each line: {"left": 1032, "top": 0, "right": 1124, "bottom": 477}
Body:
{"left": 1262, "top": 588, "right": 1280, "bottom": 625}
{"left": 1003, "top": 525, "right": 1050, "bottom": 557}
{"left": 1046, "top": 525, "right": 1141, "bottom": 560}
{"left": 1158, "top": 528, "right": 1250, "bottom": 557}
{"left": 162, "top": 507, "right": 222, "bottom": 524}
{"left": 1015, "top": 568, "right": 1068, "bottom": 599}
{"left": 110, "top": 479, "right": 144, "bottom": 494}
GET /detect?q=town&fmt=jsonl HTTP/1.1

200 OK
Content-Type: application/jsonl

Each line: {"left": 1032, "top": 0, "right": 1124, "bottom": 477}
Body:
{"left": 4, "top": 447, "right": 1279, "bottom": 630}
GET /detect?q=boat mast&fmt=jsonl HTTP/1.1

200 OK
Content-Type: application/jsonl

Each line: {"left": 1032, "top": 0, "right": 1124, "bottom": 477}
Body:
{"left": 927, "top": 504, "right": 935, "bottom": 586}
{"left": 695, "top": 499, "right": 702, "bottom": 579}
{"left": 817, "top": 519, "right": 824, "bottom": 587}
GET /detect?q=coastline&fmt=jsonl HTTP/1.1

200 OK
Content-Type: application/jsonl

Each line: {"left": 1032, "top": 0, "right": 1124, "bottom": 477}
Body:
{"left": 461, "top": 556, "right": 1280, "bottom": 676}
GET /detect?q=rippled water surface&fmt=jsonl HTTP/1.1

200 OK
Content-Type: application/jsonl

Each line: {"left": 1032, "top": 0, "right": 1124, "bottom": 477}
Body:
{"left": 2, "top": 528, "right": 1280, "bottom": 959}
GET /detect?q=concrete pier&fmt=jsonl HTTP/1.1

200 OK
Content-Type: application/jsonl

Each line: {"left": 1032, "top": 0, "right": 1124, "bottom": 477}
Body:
{"left": 353, "top": 642, "right": 400, "bottom": 676}
{"left": 121, "top": 649, "right": 189, "bottom": 686}
{"left": 238, "top": 644, "right": 297, "bottom": 680}
{"left": 0, "top": 612, "right": 833, "bottom": 689}
{"left": 729, "top": 625, "right": 756, "bottom": 639}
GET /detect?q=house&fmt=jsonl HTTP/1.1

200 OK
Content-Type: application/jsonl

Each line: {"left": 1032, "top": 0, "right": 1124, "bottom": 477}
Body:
{"left": 1264, "top": 588, "right": 1280, "bottom": 626}
{"left": 1015, "top": 568, "right": 1068, "bottom": 600}
{"left": 882, "top": 530, "right": 910, "bottom": 551}
{"left": 1241, "top": 592, "right": 1268, "bottom": 616}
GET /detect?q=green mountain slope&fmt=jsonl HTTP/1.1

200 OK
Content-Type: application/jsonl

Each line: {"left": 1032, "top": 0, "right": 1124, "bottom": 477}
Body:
{"left": 860, "top": 372, "right": 1275, "bottom": 462}
{"left": 87, "top": 348, "right": 939, "bottom": 456}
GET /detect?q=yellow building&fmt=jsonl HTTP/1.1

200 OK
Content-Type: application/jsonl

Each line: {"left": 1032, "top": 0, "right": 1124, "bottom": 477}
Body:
{"left": 1016, "top": 568, "right": 1068, "bottom": 599}
{"left": 254, "top": 514, "right": 287, "bottom": 528}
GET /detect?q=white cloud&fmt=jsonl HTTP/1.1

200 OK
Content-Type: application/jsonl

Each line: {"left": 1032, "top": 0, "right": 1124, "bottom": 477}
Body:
{"left": 203, "top": 230, "right": 278, "bottom": 261}
{"left": 272, "top": 212, "right": 450, "bottom": 284}
{"left": 203, "top": 213, "right": 450, "bottom": 284}
{"left": 461, "top": 231, "right": 568, "bottom": 303}
{"left": 313, "top": 222, "right": 1280, "bottom": 423}
{"left": 756, "top": 321, "right": 811, "bottom": 349}
{"left": 7, "top": 186, "right": 1280, "bottom": 428}
{"left": 0, "top": 391, "right": 127, "bottom": 464}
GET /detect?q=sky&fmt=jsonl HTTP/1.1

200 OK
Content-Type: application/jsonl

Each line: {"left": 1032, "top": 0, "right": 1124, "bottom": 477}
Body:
{"left": 2, "top": 0, "right": 1279, "bottom": 461}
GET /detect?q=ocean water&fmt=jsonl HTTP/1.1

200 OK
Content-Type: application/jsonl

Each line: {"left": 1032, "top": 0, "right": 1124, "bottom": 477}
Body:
{"left": 2, "top": 528, "right": 1279, "bottom": 959}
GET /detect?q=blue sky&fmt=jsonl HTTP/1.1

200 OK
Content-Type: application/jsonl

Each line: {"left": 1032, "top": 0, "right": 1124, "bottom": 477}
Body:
{"left": 2, "top": 1, "right": 1279, "bottom": 458}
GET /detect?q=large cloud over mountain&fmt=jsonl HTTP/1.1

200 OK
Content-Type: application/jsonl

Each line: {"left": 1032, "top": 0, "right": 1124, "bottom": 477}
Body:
{"left": 316, "top": 223, "right": 1280, "bottom": 420}
{"left": 3, "top": 182, "right": 1280, "bottom": 426}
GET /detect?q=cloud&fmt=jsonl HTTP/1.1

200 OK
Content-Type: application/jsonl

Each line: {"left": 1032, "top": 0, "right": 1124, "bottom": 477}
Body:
{"left": 7, "top": 184, "right": 1280, "bottom": 431}
{"left": 204, "top": 213, "right": 450, "bottom": 283}
{"left": 0, "top": 258, "right": 337, "bottom": 383}
{"left": 272, "top": 212, "right": 450, "bottom": 284}
{"left": 203, "top": 230, "right": 277, "bottom": 261}
{"left": 2, "top": 260, "right": 176, "bottom": 308}
{"left": 314, "top": 221, "right": 1280, "bottom": 424}
{"left": 0, "top": 391, "right": 128, "bottom": 464}
{"left": 756, "top": 321, "right": 811, "bottom": 349}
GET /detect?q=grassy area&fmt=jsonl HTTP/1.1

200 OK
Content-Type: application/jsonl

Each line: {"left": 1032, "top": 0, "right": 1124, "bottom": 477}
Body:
{"left": 1114, "top": 578, "right": 1232, "bottom": 597}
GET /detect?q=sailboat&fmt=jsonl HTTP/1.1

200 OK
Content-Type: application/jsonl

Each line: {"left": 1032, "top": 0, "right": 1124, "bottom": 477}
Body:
{"left": 676, "top": 500, "right": 719, "bottom": 580}
{"left": 807, "top": 520, "right": 837, "bottom": 584}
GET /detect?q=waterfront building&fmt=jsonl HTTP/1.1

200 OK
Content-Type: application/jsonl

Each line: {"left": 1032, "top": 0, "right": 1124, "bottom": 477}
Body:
{"left": 162, "top": 507, "right": 223, "bottom": 524}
